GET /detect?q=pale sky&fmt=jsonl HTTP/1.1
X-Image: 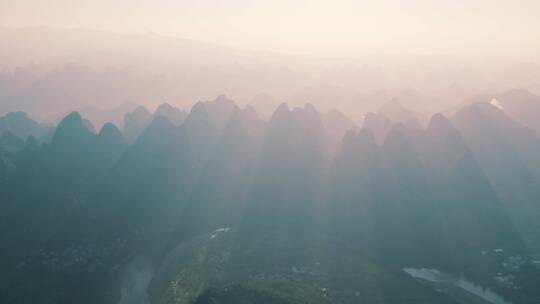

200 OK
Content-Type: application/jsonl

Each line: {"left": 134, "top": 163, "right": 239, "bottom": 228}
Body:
{"left": 1, "top": 0, "right": 540, "bottom": 59}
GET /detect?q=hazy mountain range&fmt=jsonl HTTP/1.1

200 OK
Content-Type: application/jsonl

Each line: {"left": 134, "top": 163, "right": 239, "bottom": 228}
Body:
{"left": 0, "top": 92, "right": 539, "bottom": 304}
{"left": 2, "top": 27, "right": 540, "bottom": 124}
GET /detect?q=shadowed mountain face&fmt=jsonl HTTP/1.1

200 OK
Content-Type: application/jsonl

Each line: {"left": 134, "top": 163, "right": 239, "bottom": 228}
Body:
{"left": 1, "top": 97, "right": 540, "bottom": 304}
{"left": 471, "top": 89, "right": 540, "bottom": 135}
{"left": 169, "top": 106, "right": 265, "bottom": 245}
{"left": 322, "top": 109, "right": 357, "bottom": 159}
{"left": 453, "top": 103, "right": 540, "bottom": 253}
{"left": 123, "top": 106, "right": 153, "bottom": 143}
{"left": 232, "top": 103, "right": 328, "bottom": 269}
{"left": 0, "top": 131, "right": 25, "bottom": 182}
{"left": 0, "top": 112, "right": 127, "bottom": 302}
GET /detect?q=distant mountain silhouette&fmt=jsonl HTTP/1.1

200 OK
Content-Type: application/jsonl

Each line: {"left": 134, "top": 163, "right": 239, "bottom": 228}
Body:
{"left": 154, "top": 103, "right": 187, "bottom": 126}
{"left": 76, "top": 102, "right": 137, "bottom": 130}
{"left": 123, "top": 106, "right": 152, "bottom": 143}
{"left": 250, "top": 92, "right": 279, "bottom": 120}
{"left": 197, "top": 95, "right": 239, "bottom": 130}
{"left": 378, "top": 100, "right": 423, "bottom": 129}
{"left": 362, "top": 112, "right": 392, "bottom": 144}
{"left": 51, "top": 112, "right": 95, "bottom": 147}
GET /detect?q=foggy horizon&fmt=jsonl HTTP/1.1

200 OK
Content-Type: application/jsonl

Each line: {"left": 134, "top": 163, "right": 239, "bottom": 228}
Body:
{"left": 2, "top": 1, "right": 540, "bottom": 60}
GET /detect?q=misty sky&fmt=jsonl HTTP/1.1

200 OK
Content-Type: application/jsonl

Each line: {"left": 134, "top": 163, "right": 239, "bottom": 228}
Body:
{"left": 1, "top": 0, "right": 540, "bottom": 59}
